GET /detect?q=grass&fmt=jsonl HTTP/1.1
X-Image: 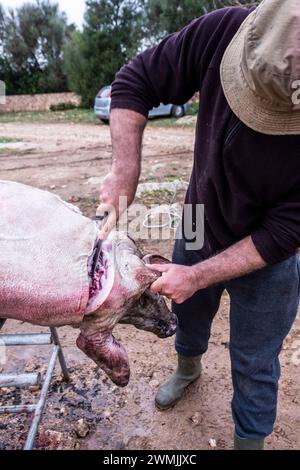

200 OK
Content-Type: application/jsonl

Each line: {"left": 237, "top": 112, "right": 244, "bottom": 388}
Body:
{"left": 187, "top": 102, "right": 199, "bottom": 116}
{"left": 138, "top": 189, "right": 174, "bottom": 206}
{"left": 148, "top": 102, "right": 199, "bottom": 128}
{"left": 165, "top": 175, "right": 179, "bottom": 181}
{"left": 0, "top": 105, "right": 198, "bottom": 127}
{"left": 142, "top": 189, "right": 174, "bottom": 197}
{"left": 149, "top": 116, "right": 196, "bottom": 128}
{"left": 0, "top": 136, "right": 16, "bottom": 144}
{"left": 0, "top": 147, "right": 23, "bottom": 155}
{"left": 148, "top": 117, "right": 177, "bottom": 128}
{"left": 0, "top": 108, "right": 99, "bottom": 124}
{"left": 0, "top": 136, "right": 19, "bottom": 153}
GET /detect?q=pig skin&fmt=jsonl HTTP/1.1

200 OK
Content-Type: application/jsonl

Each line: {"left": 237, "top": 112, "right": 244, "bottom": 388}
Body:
{"left": 0, "top": 181, "right": 177, "bottom": 387}
{"left": 0, "top": 180, "right": 96, "bottom": 326}
{"left": 77, "top": 232, "right": 166, "bottom": 387}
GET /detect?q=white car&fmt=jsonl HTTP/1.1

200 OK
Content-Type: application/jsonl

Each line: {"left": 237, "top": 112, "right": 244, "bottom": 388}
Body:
{"left": 94, "top": 85, "right": 189, "bottom": 123}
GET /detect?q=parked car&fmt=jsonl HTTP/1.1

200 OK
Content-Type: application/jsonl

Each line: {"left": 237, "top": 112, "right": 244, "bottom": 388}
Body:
{"left": 94, "top": 85, "right": 189, "bottom": 122}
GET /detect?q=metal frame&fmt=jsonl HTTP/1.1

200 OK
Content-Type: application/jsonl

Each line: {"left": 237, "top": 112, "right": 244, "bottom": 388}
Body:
{"left": 0, "top": 320, "right": 70, "bottom": 450}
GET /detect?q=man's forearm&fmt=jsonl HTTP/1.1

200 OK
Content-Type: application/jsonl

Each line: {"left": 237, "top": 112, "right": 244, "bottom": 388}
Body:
{"left": 193, "top": 236, "right": 267, "bottom": 289}
{"left": 98, "top": 109, "right": 147, "bottom": 237}
{"left": 148, "top": 236, "right": 267, "bottom": 304}
{"left": 110, "top": 108, "right": 147, "bottom": 188}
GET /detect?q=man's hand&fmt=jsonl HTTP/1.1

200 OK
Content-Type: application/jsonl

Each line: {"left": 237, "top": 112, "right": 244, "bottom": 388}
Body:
{"left": 147, "top": 237, "right": 266, "bottom": 305}
{"left": 98, "top": 170, "right": 136, "bottom": 239}
{"left": 147, "top": 263, "right": 199, "bottom": 304}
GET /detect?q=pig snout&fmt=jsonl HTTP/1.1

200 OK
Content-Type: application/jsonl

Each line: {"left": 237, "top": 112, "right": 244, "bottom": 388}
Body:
{"left": 147, "top": 307, "right": 177, "bottom": 339}
{"left": 154, "top": 313, "right": 177, "bottom": 339}
{"left": 76, "top": 331, "right": 130, "bottom": 387}
{"left": 120, "top": 290, "right": 177, "bottom": 339}
{"left": 141, "top": 290, "right": 178, "bottom": 339}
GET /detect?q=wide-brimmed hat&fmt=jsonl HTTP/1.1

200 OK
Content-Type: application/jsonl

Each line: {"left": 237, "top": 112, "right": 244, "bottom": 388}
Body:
{"left": 220, "top": 0, "right": 300, "bottom": 135}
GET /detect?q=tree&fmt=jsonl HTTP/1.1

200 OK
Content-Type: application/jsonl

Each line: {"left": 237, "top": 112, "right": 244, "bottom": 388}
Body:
{"left": 0, "top": 0, "right": 73, "bottom": 95}
{"left": 64, "top": 0, "right": 144, "bottom": 107}
{"left": 146, "top": 0, "right": 259, "bottom": 38}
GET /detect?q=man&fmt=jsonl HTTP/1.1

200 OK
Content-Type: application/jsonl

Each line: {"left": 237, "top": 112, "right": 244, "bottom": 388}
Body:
{"left": 98, "top": 0, "right": 300, "bottom": 450}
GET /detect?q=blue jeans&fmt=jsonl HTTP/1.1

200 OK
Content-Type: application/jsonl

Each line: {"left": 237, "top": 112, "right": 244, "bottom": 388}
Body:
{"left": 173, "top": 238, "right": 300, "bottom": 440}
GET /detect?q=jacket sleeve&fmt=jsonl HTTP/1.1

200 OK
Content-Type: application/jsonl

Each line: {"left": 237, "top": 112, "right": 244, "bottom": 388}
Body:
{"left": 110, "top": 8, "right": 234, "bottom": 117}
{"left": 251, "top": 188, "right": 300, "bottom": 264}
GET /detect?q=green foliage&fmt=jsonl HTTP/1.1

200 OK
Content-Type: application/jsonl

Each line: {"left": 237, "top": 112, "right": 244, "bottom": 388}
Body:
{"left": 146, "top": 0, "right": 204, "bottom": 37}
{"left": 0, "top": 0, "right": 260, "bottom": 103}
{"left": 0, "top": 136, "right": 16, "bottom": 143}
{"left": 49, "top": 102, "right": 78, "bottom": 111}
{"left": 64, "top": 0, "right": 144, "bottom": 107}
{"left": 146, "top": 1, "right": 258, "bottom": 37}
{"left": 0, "top": 0, "right": 74, "bottom": 95}
{"left": 187, "top": 101, "right": 199, "bottom": 115}
{"left": 0, "top": 108, "right": 98, "bottom": 124}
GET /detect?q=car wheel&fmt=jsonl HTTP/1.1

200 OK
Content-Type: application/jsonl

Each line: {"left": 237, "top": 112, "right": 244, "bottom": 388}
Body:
{"left": 100, "top": 119, "right": 109, "bottom": 124}
{"left": 171, "top": 105, "right": 185, "bottom": 119}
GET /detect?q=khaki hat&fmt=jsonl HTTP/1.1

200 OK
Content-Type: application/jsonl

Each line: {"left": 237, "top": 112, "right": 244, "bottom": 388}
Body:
{"left": 220, "top": 0, "right": 300, "bottom": 135}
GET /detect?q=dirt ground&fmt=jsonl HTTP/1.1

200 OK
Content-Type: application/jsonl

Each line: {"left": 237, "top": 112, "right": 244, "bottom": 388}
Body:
{"left": 0, "top": 121, "right": 299, "bottom": 450}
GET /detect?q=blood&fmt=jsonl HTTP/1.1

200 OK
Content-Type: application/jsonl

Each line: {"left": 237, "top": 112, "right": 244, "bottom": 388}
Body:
{"left": 88, "top": 250, "right": 108, "bottom": 303}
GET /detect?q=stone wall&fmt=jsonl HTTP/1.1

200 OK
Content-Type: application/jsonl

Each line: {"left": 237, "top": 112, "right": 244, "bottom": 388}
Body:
{"left": 0, "top": 92, "right": 81, "bottom": 113}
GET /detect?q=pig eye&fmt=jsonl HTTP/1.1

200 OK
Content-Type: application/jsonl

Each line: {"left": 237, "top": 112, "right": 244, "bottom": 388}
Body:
{"left": 139, "top": 295, "right": 147, "bottom": 309}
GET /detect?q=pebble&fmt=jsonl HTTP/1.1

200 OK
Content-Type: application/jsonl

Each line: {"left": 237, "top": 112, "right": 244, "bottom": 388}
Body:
{"left": 45, "top": 430, "right": 63, "bottom": 443}
{"left": 69, "top": 195, "right": 80, "bottom": 203}
{"left": 190, "top": 412, "right": 201, "bottom": 425}
{"left": 74, "top": 419, "right": 90, "bottom": 438}
{"left": 149, "top": 379, "right": 160, "bottom": 388}
{"left": 103, "top": 410, "right": 111, "bottom": 420}
{"left": 59, "top": 406, "right": 67, "bottom": 416}
{"left": 209, "top": 438, "right": 217, "bottom": 448}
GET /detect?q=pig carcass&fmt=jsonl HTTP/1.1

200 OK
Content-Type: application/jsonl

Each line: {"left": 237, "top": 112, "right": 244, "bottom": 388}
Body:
{"left": 0, "top": 181, "right": 177, "bottom": 387}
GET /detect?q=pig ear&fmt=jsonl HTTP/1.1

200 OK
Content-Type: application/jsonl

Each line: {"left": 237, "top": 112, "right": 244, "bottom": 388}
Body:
{"left": 143, "top": 254, "right": 171, "bottom": 265}
{"left": 134, "top": 263, "right": 161, "bottom": 287}
{"left": 134, "top": 255, "right": 171, "bottom": 288}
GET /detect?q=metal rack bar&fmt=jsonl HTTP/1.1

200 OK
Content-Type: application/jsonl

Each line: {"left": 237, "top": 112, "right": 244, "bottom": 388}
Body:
{"left": 23, "top": 345, "right": 60, "bottom": 450}
{"left": 50, "top": 327, "right": 70, "bottom": 382}
{"left": 0, "top": 321, "right": 69, "bottom": 450}
{"left": 0, "top": 373, "right": 41, "bottom": 388}
{"left": 0, "top": 404, "right": 37, "bottom": 415}
{"left": 0, "top": 333, "right": 52, "bottom": 346}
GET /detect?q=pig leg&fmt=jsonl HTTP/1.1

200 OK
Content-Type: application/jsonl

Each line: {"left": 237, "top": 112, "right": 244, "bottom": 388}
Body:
{"left": 76, "top": 330, "right": 130, "bottom": 387}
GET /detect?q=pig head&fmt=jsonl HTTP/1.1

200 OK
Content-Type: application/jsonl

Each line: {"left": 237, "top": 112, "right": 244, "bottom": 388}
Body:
{"left": 119, "top": 255, "right": 176, "bottom": 339}
{"left": 77, "top": 233, "right": 177, "bottom": 387}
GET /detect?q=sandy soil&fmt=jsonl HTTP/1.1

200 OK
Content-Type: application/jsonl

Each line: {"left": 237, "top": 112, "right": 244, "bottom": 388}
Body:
{"left": 0, "top": 121, "right": 299, "bottom": 450}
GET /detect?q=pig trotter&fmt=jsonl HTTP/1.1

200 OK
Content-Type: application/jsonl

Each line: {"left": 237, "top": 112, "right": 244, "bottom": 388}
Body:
{"left": 76, "top": 332, "right": 130, "bottom": 387}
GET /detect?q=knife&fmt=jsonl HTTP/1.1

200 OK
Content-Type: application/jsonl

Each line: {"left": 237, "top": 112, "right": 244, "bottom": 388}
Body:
{"left": 90, "top": 213, "right": 108, "bottom": 278}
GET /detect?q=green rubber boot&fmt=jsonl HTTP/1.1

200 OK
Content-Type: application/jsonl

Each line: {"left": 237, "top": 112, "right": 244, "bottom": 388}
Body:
{"left": 155, "top": 354, "right": 202, "bottom": 410}
{"left": 234, "top": 433, "right": 265, "bottom": 450}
